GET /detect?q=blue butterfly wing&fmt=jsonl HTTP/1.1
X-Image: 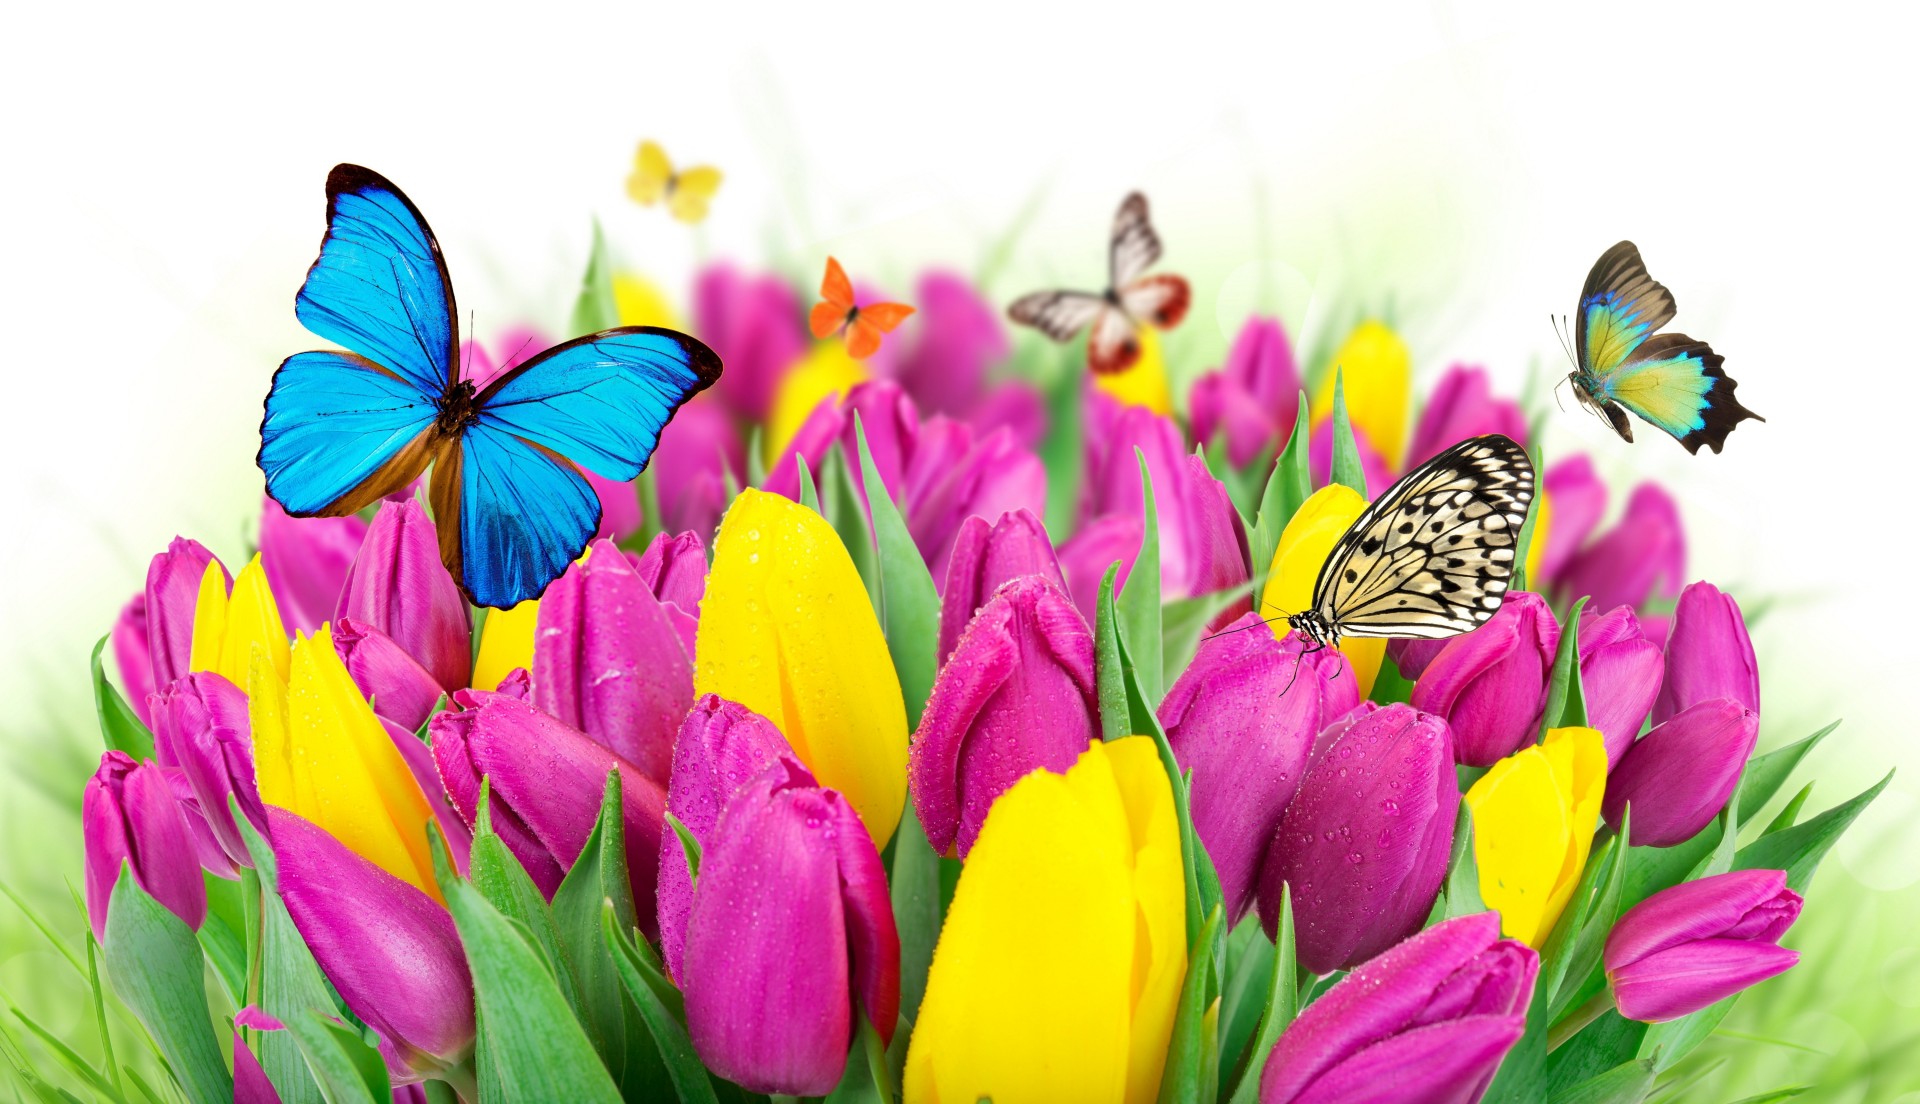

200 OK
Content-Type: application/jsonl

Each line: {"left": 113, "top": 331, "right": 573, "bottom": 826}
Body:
{"left": 473, "top": 327, "right": 722, "bottom": 480}
{"left": 259, "top": 351, "right": 438, "bottom": 516}
{"left": 294, "top": 165, "right": 458, "bottom": 396}
{"left": 1594, "top": 334, "right": 1763, "bottom": 455}
{"left": 1575, "top": 241, "right": 1675, "bottom": 375}
{"left": 430, "top": 424, "right": 600, "bottom": 609}
{"left": 436, "top": 327, "right": 721, "bottom": 607}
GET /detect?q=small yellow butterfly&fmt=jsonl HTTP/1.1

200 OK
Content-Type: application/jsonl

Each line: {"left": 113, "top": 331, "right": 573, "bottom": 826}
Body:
{"left": 626, "top": 140, "right": 723, "bottom": 224}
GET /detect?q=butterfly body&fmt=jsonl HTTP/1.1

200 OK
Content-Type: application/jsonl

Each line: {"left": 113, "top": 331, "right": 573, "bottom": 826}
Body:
{"left": 1568, "top": 241, "right": 1761, "bottom": 453}
{"left": 809, "top": 257, "right": 915, "bottom": 359}
{"left": 1008, "top": 192, "right": 1191, "bottom": 375}
{"left": 1292, "top": 434, "right": 1535, "bottom": 646}
{"left": 260, "top": 165, "right": 721, "bottom": 609}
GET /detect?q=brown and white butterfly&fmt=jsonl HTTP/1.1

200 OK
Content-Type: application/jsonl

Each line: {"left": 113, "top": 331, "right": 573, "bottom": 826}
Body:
{"left": 1007, "top": 192, "right": 1191, "bottom": 374}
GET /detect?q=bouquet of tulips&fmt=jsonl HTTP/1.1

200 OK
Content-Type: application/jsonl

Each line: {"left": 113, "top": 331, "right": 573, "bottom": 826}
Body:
{"left": 61, "top": 231, "right": 1886, "bottom": 1104}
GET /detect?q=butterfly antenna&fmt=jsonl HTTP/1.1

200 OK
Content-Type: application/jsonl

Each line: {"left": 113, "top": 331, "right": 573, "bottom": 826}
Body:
{"left": 1548, "top": 314, "right": 1576, "bottom": 367}
{"left": 504, "top": 332, "right": 538, "bottom": 371}
{"left": 1198, "top": 599, "right": 1293, "bottom": 643}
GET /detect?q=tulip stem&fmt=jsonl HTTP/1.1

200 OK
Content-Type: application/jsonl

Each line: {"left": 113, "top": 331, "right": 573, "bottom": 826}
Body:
{"left": 1546, "top": 990, "right": 1616, "bottom": 1054}
{"left": 770, "top": 1096, "right": 801, "bottom": 1104}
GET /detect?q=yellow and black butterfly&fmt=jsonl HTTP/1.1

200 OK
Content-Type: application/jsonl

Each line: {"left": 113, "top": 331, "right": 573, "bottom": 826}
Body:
{"left": 1007, "top": 192, "right": 1190, "bottom": 375}
{"left": 626, "top": 140, "right": 723, "bottom": 224}
{"left": 1562, "top": 241, "right": 1762, "bottom": 453}
{"left": 1288, "top": 435, "right": 1535, "bottom": 649}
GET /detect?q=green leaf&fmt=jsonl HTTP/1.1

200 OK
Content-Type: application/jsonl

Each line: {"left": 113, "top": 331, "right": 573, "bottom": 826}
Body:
{"left": 665, "top": 811, "right": 703, "bottom": 885}
{"left": 467, "top": 783, "right": 579, "bottom": 1013}
{"left": 235, "top": 804, "right": 333, "bottom": 1104}
{"left": 823, "top": 445, "right": 880, "bottom": 609}
{"left": 1224, "top": 885, "right": 1297, "bottom": 1104}
{"left": 795, "top": 454, "right": 821, "bottom": 513}
{"left": 854, "top": 414, "right": 941, "bottom": 728}
{"left": 2, "top": 996, "right": 126, "bottom": 1103}
{"left": 1327, "top": 369, "right": 1367, "bottom": 497}
{"left": 1119, "top": 450, "right": 1165, "bottom": 705}
{"left": 283, "top": 1012, "right": 389, "bottom": 1104}
{"left": 1248, "top": 395, "right": 1312, "bottom": 604}
{"left": 569, "top": 219, "right": 618, "bottom": 335}
{"left": 0, "top": 880, "right": 84, "bottom": 979}
{"left": 1688, "top": 800, "right": 1740, "bottom": 881}
{"left": 602, "top": 904, "right": 719, "bottom": 1104}
{"left": 1442, "top": 804, "right": 1487, "bottom": 919}
{"left": 1093, "top": 566, "right": 1132, "bottom": 744}
{"left": 823, "top": 1008, "right": 894, "bottom": 1104}
{"left": 551, "top": 771, "right": 665, "bottom": 1095}
{"left": 1538, "top": 597, "right": 1591, "bottom": 742}
{"left": 430, "top": 827, "right": 624, "bottom": 1104}
{"left": 745, "top": 427, "right": 768, "bottom": 490}
{"left": 888, "top": 800, "right": 941, "bottom": 1025}
{"left": 1156, "top": 906, "right": 1224, "bottom": 1104}
{"left": 1368, "top": 654, "right": 1416, "bottom": 706}
{"left": 83, "top": 936, "right": 123, "bottom": 1102}
{"left": 1734, "top": 721, "right": 1839, "bottom": 823}
{"left": 92, "top": 637, "right": 155, "bottom": 761}
{"left": 1723, "top": 1089, "right": 1810, "bottom": 1104}
{"left": 1212, "top": 918, "right": 1274, "bottom": 1092}
{"left": 1160, "top": 583, "right": 1255, "bottom": 692}
{"left": 1544, "top": 1011, "right": 1646, "bottom": 1096}
{"left": 197, "top": 876, "right": 248, "bottom": 1010}
{"left": 102, "top": 869, "right": 232, "bottom": 1104}
{"left": 1546, "top": 1059, "right": 1655, "bottom": 1104}
{"left": 1509, "top": 448, "right": 1545, "bottom": 593}
{"left": 1733, "top": 770, "right": 1891, "bottom": 893}
{"left": 1550, "top": 820, "right": 1630, "bottom": 1022}
{"left": 1637, "top": 994, "right": 1735, "bottom": 1071}
{"left": 1762, "top": 783, "right": 1813, "bottom": 835}
{"left": 1038, "top": 348, "right": 1086, "bottom": 537}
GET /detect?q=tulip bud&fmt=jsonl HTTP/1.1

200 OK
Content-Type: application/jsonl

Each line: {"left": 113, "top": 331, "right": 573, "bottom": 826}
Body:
{"left": 632, "top": 530, "right": 707, "bottom": 656}
{"left": 259, "top": 496, "right": 367, "bottom": 634}
{"left": 1258, "top": 704, "right": 1459, "bottom": 974}
{"left": 1603, "top": 698, "right": 1757, "bottom": 847}
{"left": 905, "top": 738, "right": 1185, "bottom": 1104}
{"left": 471, "top": 598, "right": 537, "bottom": 693}
{"left": 1384, "top": 636, "right": 1447, "bottom": 683}
{"left": 1258, "top": 912, "right": 1537, "bottom": 1104}
{"left": 332, "top": 618, "right": 445, "bottom": 732}
{"left": 153, "top": 672, "right": 265, "bottom": 869}
{"left": 190, "top": 553, "right": 290, "bottom": 690}
{"left": 657, "top": 695, "right": 790, "bottom": 980}
{"left": 1578, "top": 606, "right": 1664, "bottom": 767}
{"left": 910, "top": 576, "right": 1100, "bottom": 857}
{"left": 696, "top": 489, "right": 909, "bottom": 847}
{"left": 1653, "top": 581, "right": 1759, "bottom": 725}
{"left": 1605, "top": 869, "right": 1802, "bottom": 1022}
{"left": 1411, "top": 592, "right": 1560, "bottom": 767}
{"left": 430, "top": 690, "right": 667, "bottom": 933}
{"left": 1537, "top": 456, "right": 1606, "bottom": 584}
{"left": 1405, "top": 365, "right": 1529, "bottom": 470}
{"left": 1307, "top": 419, "right": 1392, "bottom": 495}
{"left": 83, "top": 752, "right": 206, "bottom": 942}
{"left": 1263, "top": 485, "right": 1387, "bottom": 696}
{"left": 1162, "top": 615, "right": 1354, "bottom": 922}
{"left": 531, "top": 539, "right": 693, "bottom": 785}
{"left": 1558, "top": 484, "right": 1685, "bottom": 614}
{"left": 1465, "top": 726, "right": 1608, "bottom": 947}
{"left": 683, "top": 755, "right": 899, "bottom": 1096}
{"left": 1057, "top": 513, "right": 1141, "bottom": 628}
{"left": 269, "top": 808, "right": 474, "bottom": 1082}
{"left": 111, "top": 595, "right": 156, "bottom": 728}
{"left": 142, "top": 538, "right": 228, "bottom": 705}
{"left": 904, "top": 416, "right": 1048, "bottom": 582}
{"left": 647, "top": 396, "right": 742, "bottom": 539}
{"left": 890, "top": 270, "right": 1010, "bottom": 417}
{"left": 1310, "top": 320, "right": 1411, "bottom": 468}
{"left": 694, "top": 263, "right": 808, "bottom": 423}
{"left": 1083, "top": 402, "right": 1246, "bottom": 601}
{"left": 336, "top": 500, "right": 472, "bottom": 695}
{"left": 1187, "top": 317, "right": 1301, "bottom": 468}
{"left": 938, "top": 509, "right": 1066, "bottom": 664}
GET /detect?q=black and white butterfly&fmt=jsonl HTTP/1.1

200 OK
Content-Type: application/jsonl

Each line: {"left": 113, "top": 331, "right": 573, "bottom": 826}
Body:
{"left": 1007, "top": 192, "right": 1191, "bottom": 374}
{"left": 1288, "top": 434, "right": 1536, "bottom": 648}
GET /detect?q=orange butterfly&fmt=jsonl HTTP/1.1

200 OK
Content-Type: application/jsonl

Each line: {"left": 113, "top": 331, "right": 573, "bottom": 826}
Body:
{"left": 808, "top": 257, "right": 915, "bottom": 359}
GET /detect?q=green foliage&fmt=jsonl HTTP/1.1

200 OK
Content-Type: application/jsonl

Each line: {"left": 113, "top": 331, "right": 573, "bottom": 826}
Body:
{"left": 102, "top": 871, "right": 231, "bottom": 1104}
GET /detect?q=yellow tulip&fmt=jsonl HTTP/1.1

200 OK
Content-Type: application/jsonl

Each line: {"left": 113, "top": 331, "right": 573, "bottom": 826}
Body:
{"left": 249, "top": 628, "right": 440, "bottom": 900}
{"left": 1261, "top": 485, "right": 1385, "bottom": 696}
{"left": 693, "top": 489, "right": 907, "bottom": 845}
{"left": 1311, "top": 320, "right": 1411, "bottom": 468}
{"left": 189, "top": 553, "right": 289, "bottom": 688}
{"left": 1524, "top": 484, "right": 1552, "bottom": 584}
{"left": 904, "top": 737, "right": 1185, "bottom": 1104}
{"left": 765, "top": 342, "right": 868, "bottom": 464}
{"left": 1464, "top": 725, "right": 1607, "bottom": 947}
{"left": 471, "top": 598, "right": 538, "bottom": 692}
{"left": 1091, "top": 328, "right": 1173, "bottom": 416}
{"left": 613, "top": 271, "right": 683, "bottom": 331}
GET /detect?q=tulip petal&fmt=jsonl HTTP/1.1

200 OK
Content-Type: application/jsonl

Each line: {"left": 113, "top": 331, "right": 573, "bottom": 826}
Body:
{"left": 1611, "top": 939, "right": 1799, "bottom": 1023}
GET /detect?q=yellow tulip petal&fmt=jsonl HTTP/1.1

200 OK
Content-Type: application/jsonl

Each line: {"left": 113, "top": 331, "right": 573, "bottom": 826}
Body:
{"left": 187, "top": 558, "right": 230, "bottom": 678}
{"left": 1524, "top": 485, "right": 1552, "bottom": 583}
{"left": 1311, "top": 320, "right": 1412, "bottom": 468}
{"left": 1465, "top": 726, "right": 1607, "bottom": 947}
{"left": 1260, "top": 484, "right": 1384, "bottom": 696}
{"left": 253, "top": 629, "right": 439, "bottom": 900}
{"left": 189, "top": 553, "right": 289, "bottom": 688}
{"left": 472, "top": 598, "right": 538, "bottom": 691}
{"left": 694, "top": 489, "right": 907, "bottom": 845}
{"left": 765, "top": 343, "right": 867, "bottom": 464}
{"left": 1092, "top": 328, "right": 1173, "bottom": 416}
{"left": 1544, "top": 725, "right": 1608, "bottom": 931}
{"left": 905, "top": 738, "right": 1185, "bottom": 1104}
{"left": 612, "top": 272, "right": 682, "bottom": 331}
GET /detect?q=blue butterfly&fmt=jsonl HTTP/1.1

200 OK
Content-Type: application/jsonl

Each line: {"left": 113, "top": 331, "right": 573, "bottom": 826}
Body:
{"left": 258, "top": 164, "right": 721, "bottom": 608}
{"left": 1565, "top": 241, "right": 1761, "bottom": 453}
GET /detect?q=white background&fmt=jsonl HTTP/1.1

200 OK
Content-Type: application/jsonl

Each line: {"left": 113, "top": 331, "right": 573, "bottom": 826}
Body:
{"left": 2, "top": 1, "right": 1915, "bottom": 878}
